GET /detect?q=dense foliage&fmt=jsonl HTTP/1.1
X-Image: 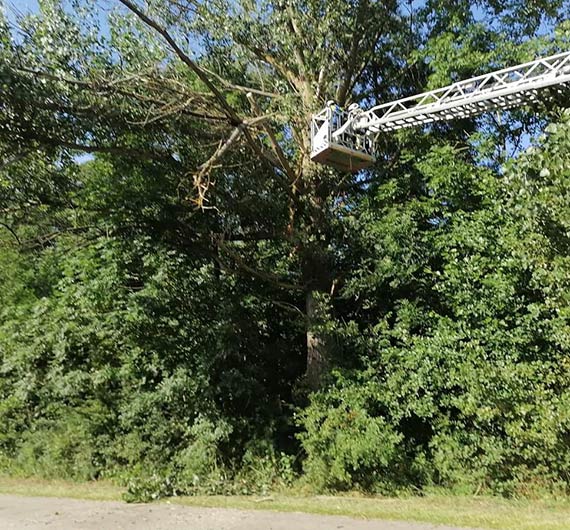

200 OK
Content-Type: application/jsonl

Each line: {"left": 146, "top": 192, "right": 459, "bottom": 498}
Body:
{"left": 1, "top": 0, "right": 570, "bottom": 500}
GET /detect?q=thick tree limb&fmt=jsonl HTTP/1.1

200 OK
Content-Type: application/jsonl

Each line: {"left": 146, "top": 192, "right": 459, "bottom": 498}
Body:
{"left": 117, "top": 0, "right": 241, "bottom": 125}
{"left": 315, "top": 66, "right": 327, "bottom": 103}
{"left": 285, "top": 5, "right": 309, "bottom": 81}
{"left": 216, "top": 239, "right": 303, "bottom": 292}
{"left": 335, "top": 0, "right": 368, "bottom": 106}
{"left": 116, "top": 0, "right": 278, "bottom": 175}
{"left": 246, "top": 92, "right": 297, "bottom": 183}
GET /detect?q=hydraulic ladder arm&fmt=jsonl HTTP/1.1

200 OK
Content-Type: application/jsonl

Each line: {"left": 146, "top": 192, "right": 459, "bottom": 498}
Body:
{"left": 310, "top": 50, "right": 570, "bottom": 171}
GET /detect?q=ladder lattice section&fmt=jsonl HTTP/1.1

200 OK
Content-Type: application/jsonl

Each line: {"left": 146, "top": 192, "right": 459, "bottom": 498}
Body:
{"left": 356, "top": 51, "right": 570, "bottom": 133}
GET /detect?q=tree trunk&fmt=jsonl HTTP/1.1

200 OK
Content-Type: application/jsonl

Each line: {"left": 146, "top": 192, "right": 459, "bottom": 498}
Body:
{"left": 305, "top": 289, "right": 330, "bottom": 390}
{"left": 298, "top": 151, "right": 333, "bottom": 390}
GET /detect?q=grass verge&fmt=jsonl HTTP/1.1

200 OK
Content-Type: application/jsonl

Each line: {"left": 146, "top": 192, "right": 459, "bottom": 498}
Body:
{"left": 0, "top": 476, "right": 121, "bottom": 501}
{"left": 0, "top": 476, "right": 569, "bottom": 530}
{"left": 172, "top": 493, "right": 570, "bottom": 530}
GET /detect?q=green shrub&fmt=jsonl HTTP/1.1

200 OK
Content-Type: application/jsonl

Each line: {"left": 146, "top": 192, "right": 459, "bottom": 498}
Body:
{"left": 9, "top": 413, "right": 98, "bottom": 481}
{"left": 299, "top": 383, "right": 403, "bottom": 492}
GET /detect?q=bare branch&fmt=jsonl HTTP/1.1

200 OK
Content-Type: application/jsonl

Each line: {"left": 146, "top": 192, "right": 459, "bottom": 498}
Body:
{"left": 272, "top": 300, "right": 305, "bottom": 317}
{"left": 200, "top": 66, "right": 283, "bottom": 99}
{"left": 21, "top": 225, "right": 103, "bottom": 249}
{"left": 16, "top": 67, "right": 228, "bottom": 123}
{"left": 192, "top": 124, "right": 246, "bottom": 209}
{"left": 0, "top": 222, "right": 21, "bottom": 245}
{"left": 246, "top": 92, "right": 297, "bottom": 183}
{"left": 190, "top": 113, "right": 275, "bottom": 208}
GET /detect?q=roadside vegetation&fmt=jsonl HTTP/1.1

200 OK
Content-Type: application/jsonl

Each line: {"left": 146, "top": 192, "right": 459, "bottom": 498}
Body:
{"left": 1, "top": 0, "right": 570, "bottom": 512}
{"left": 1, "top": 476, "right": 570, "bottom": 530}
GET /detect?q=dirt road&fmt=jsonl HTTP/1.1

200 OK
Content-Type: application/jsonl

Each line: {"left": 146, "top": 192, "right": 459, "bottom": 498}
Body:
{"left": 0, "top": 494, "right": 480, "bottom": 530}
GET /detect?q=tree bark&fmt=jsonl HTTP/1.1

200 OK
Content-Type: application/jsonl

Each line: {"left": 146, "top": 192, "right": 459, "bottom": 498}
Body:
{"left": 305, "top": 289, "right": 330, "bottom": 390}
{"left": 299, "top": 154, "right": 333, "bottom": 390}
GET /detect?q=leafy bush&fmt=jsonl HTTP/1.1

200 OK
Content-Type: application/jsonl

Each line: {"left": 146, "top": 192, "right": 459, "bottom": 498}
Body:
{"left": 7, "top": 412, "right": 98, "bottom": 481}
{"left": 123, "top": 422, "right": 298, "bottom": 501}
{"left": 299, "top": 381, "right": 403, "bottom": 492}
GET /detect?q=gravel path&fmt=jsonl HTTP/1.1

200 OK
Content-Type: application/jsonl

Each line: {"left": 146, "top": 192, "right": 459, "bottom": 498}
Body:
{"left": 0, "top": 494, "right": 482, "bottom": 530}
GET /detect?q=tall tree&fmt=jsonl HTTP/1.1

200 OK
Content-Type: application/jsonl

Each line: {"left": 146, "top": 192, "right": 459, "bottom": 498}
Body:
{"left": 2, "top": 0, "right": 568, "bottom": 390}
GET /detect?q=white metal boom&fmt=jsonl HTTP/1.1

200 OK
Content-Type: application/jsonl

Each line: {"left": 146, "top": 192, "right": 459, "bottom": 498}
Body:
{"left": 311, "top": 50, "right": 570, "bottom": 171}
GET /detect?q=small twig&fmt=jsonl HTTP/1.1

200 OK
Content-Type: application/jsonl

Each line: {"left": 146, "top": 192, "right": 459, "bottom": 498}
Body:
{"left": 200, "top": 66, "right": 282, "bottom": 99}
{"left": 253, "top": 497, "right": 274, "bottom": 503}
{"left": 0, "top": 222, "right": 21, "bottom": 245}
{"left": 272, "top": 301, "right": 305, "bottom": 317}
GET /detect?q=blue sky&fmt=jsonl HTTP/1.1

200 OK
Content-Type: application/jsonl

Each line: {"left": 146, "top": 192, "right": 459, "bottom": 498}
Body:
{"left": 5, "top": 0, "right": 38, "bottom": 18}
{"left": 3, "top": 0, "right": 38, "bottom": 31}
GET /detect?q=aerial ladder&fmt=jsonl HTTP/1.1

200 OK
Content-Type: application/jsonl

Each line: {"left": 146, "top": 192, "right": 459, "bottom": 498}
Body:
{"left": 310, "top": 51, "right": 570, "bottom": 172}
